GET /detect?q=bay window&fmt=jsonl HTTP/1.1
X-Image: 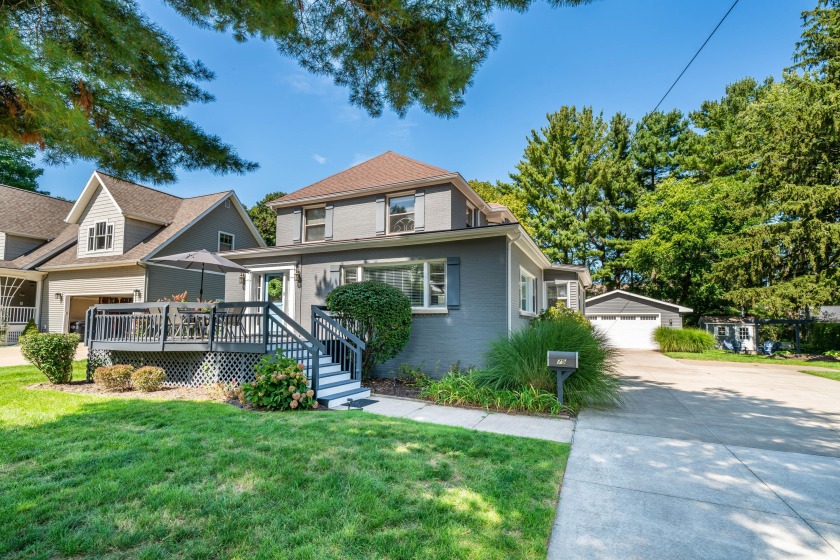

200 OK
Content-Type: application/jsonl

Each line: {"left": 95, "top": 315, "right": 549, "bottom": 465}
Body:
{"left": 343, "top": 260, "right": 446, "bottom": 309}
{"left": 544, "top": 281, "right": 569, "bottom": 310}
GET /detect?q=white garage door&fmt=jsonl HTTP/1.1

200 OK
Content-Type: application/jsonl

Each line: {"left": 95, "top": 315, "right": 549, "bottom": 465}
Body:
{"left": 587, "top": 314, "right": 661, "bottom": 349}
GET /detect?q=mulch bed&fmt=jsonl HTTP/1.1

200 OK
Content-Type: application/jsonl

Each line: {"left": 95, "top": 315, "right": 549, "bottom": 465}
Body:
{"left": 366, "top": 377, "right": 423, "bottom": 399}
{"left": 28, "top": 380, "right": 216, "bottom": 401}
{"left": 773, "top": 354, "right": 840, "bottom": 362}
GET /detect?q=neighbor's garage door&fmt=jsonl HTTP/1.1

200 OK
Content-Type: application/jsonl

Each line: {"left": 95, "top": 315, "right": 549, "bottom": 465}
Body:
{"left": 587, "top": 314, "right": 661, "bottom": 349}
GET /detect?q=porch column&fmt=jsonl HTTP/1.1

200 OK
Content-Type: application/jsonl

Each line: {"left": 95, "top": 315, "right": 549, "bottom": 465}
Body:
{"left": 34, "top": 278, "right": 43, "bottom": 328}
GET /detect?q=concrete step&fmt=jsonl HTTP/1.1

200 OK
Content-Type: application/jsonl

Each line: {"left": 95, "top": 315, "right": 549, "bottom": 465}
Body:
{"left": 318, "top": 388, "right": 372, "bottom": 409}
{"left": 317, "top": 379, "right": 361, "bottom": 398}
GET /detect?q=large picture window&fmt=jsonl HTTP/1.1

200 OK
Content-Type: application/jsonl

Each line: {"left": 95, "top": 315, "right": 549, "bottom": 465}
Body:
{"left": 343, "top": 261, "right": 445, "bottom": 309}
{"left": 520, "top": 269, "right": 537, "bottom": 314}
{"left": 304, "top": 207, "right": 326, "bottom": 242}
{"left": 388, "top": 195, "right": 415, "bottom": 233}
{"left": 544, "top": 281, "right": 569, "bottom": 310}
{"left": 87, "top": 221, "right": 113, "bottom": 251}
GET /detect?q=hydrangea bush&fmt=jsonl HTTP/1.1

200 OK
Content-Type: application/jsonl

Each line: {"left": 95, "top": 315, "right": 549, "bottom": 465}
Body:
{"left": 242, "top": 352, "right": 318, "bottom": 411}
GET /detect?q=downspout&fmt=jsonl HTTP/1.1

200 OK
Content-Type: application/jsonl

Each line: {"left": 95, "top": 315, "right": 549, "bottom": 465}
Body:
{"left": 506, "top": 229, "right": 522, "bottom": 334}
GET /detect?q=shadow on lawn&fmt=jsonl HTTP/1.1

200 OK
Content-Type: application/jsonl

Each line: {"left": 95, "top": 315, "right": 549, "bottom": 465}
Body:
{"left": 0, "top": 396, "right": 567, "bottom": 560}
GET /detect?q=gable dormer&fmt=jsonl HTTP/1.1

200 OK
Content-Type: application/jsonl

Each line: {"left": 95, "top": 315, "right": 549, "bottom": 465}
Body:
{"left": 66, "top": 172, "right": 181, "bottom": 258}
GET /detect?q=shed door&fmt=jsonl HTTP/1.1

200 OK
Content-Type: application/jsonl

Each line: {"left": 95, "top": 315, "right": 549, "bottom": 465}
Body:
{"left": 587, "top": 314, "right": 661, "bottom": 349}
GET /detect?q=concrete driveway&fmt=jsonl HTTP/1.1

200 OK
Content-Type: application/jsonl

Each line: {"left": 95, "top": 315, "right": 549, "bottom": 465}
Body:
{"left": 549, "top": 350, "right": 840, "bottom": 560}
{"left": 0, "top": 344, "right": 88, "bottom": 367}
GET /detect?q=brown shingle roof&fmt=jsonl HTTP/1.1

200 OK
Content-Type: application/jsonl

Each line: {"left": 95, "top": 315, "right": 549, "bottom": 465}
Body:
{"left": 273, "top": 151, "right": 452, "bottom": 206}
{"left": 39, "top": 192, "right": 228, "bottom": 269}
{"left": 96, "top": 172, "right": 183, "bottom": 223}
{"left": 0, "top": 185, "right": 74, "bottom": 239}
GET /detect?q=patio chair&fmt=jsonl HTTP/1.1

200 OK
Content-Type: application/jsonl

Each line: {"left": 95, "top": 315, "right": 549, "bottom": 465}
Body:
{"left": 217, "top": 307, "right": 246, "bottom": 342}
{"left": 722, "top": 339, "right": 737, "bottom": 353}
{"left": 762, "top": 340, "right": 780, "bottom": 355}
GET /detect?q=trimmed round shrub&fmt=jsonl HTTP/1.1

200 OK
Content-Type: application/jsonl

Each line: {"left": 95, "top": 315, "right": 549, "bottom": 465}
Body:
{"left": 93, "top": 365, "right": 134, "bottom": 391}
{"left": 653, "top": 326, "right": 715, "bottom": 353}
{"left": 472, "top": 316, "right": 620, "bottom": 410}
{"left": 131, "top": 366, "right": 166, "bottom": 392}
{"left": 20, "top": 333, "right": 80, "bottom": 384}
{"left": 326, "top": 280, "right": 412, "bottom": 375}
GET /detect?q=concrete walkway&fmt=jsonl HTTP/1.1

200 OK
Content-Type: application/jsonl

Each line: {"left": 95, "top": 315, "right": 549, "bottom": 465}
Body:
{"left": 0, "top": 344, "right": 88, "bottom": 367}
{"left": 336, "top": 395, "right": 575, "bottom": 443}
{"left": 549, "top": 350, "right": 840, "bottom": 560}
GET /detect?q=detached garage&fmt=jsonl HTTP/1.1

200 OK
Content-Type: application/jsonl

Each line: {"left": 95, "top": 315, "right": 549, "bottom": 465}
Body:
{"left": 585, "top": 290, "right": 692, "bottom": 349}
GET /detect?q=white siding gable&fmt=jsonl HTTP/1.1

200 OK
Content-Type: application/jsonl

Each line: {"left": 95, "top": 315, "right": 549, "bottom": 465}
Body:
{"left": 77, "top": 186, "right": 125, "bottom": 258}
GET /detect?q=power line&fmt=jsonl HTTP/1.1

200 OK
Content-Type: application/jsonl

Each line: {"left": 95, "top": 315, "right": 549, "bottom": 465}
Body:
{"left": 652, "top": 0, "right": 741, "bottom": 113}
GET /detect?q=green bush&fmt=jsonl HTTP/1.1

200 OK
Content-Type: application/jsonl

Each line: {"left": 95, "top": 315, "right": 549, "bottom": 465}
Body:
{"left": 20, "top": 333, "right": 80, "bottom": 384}
{"left": 18, "top": 319, "right": 39, "bottom": 344}
{"left": 93, "top": 365, "right": 134, "bottom": 391}
{"left": 653, "top": 326, "right": 716, "bottom": 353}
{"left": 824, "top": 350, "right": 840, "bottom": 358}
{"left": 420, "top": 373, "right": 570, "bottom": 415}
{"left": 131, "top": 366, "right": 166, "bottom": 392}
{"left": 473, "top": 317, "right": 620, "bottom": 410}
{"left": 326, "top": 280, "right": 412, "bottom": 375}
{"left": 533, "top": 301, "right": 591, "bottom": 328}
{"left": 812, "top": 323, "right": 840, "bottom": 351}
{"left": 242, "top": 352, "right": 318, "bottom": 410}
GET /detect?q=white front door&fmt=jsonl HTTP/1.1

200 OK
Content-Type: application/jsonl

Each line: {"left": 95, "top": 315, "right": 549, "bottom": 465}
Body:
{"left": 588, "top": 314, "right": 661, "bottom": 349}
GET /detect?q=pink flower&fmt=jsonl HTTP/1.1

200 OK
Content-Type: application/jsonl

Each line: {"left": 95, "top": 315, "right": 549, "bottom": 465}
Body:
{"left": 311, "top": 402, "right": 319, "bottom": 409}
{"left": 279, "top": 374, "right": 286, "bottom": 380}
{"left": 289, "top": 386, "right": 296, "bottom": 393}
{"left": 290, "top": 400, "right": 299, "bottom": 409}
{"left": 292, "top": 392, "right": 301, "bottom": 401}
{"left": 306, "top": 389, "right": 314, "bottom": 397}
{"left": 297, "top": 362, "right": 305, "bottom": 371}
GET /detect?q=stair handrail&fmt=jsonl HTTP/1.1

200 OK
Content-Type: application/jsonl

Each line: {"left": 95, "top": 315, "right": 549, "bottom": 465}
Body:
{"left": 311, "top": 305, "right": 365, "bottom": 384}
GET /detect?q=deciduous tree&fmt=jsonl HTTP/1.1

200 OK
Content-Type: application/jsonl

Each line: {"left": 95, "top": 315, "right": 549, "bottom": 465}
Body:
{"left": 247, "top": 191, "right": 286, "bottom": 246}
{"left": 0, "top": 137, "right": 43, "bottom": 192}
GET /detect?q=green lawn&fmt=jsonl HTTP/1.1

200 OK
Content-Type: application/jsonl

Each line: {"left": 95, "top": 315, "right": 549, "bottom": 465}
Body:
{"left": 0, "top": 362, "right": 569, "bottom": 560}
{"left": 664, "top": 350, "right": 840, "bottom": 370}
{"left": 800, "top": 369, "right": 840, "bottom": 382}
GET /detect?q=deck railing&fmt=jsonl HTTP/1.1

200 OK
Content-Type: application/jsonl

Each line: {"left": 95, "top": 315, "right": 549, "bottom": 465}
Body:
{"left": 0, "top": 306, "right": 36, "bottom": 325}
{"left": 85, "top": 302, "right": 326, "bottom": 394}
{"left": 311, "top": 305, "right": 365, "bottom": 384}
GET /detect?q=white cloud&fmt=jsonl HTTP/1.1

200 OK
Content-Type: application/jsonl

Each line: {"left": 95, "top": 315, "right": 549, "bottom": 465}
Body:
{"left": 350, "top": 153, "right": 374, "bottom": 166}
{"left": 311, "top": 153, "right": 327, "bottom": 165}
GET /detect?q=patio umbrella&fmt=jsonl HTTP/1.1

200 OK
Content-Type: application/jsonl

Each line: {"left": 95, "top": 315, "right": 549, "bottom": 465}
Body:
{"left": 150, "top": 249, "right": 247, "bottom": 301}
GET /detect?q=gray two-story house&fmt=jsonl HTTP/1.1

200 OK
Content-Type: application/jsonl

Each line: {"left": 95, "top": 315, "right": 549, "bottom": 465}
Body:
{"left": 223, "top": 151, "right": 591, "bottom": 375}
{"left": 0, "top": 172, "right": 264, "bottom": 343}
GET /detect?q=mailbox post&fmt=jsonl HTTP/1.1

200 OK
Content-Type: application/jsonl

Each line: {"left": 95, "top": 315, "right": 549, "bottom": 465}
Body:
{"left": 547, "top": 351, "right": 579, "bottom": 404}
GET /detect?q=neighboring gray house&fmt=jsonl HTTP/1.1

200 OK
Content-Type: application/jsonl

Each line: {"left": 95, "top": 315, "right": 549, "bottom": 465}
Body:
{"left": 222, "top": 151, "right": 591, "bottom": 375}
{"left": 699, "top": 316, "right": 758, "bottom": 352}
{"left": 585, "top": 290, "right": 692, "bottom": 350}
{"left": 0, "top": 172, "right": 264, "bottom": 342}
{"left": 815, "top": 306, "right": 840, "bottom": 322}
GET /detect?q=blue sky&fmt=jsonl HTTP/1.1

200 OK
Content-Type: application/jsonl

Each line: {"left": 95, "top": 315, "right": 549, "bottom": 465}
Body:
{"left": 39, "top": 0, "right": 812, "bottom": 205}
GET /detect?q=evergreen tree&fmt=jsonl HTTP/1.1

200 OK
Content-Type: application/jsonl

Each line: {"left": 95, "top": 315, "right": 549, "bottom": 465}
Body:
{"left": 509, "top": 107, "right": 636, "bottom": 287}
{"left": 0, "top": 137, "right": 43, "bottom": 192}
{"left": 247, "top": 192, "right": 286, "bottom": 246}
{"left": 1, "top": 0, "right": 591, "bottom": 183}
{"left": 631, "top": 110, "right": 694, "bottom": 191}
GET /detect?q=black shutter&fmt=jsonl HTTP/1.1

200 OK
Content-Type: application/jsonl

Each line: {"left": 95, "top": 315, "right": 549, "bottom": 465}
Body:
{"left": 446, "top": 257, "right": 460, "bottom": 309}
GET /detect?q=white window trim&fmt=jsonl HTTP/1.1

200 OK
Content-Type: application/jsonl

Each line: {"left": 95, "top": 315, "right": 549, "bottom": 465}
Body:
{"left": 218, "top": 231, "right": 235, "bottom": 252}
{"left": 520, "top": 267, "right": 537, "bottom": 315}
{"left": 543, "top": 280, "right": 571, "bottom": 311}
{"left": 466, "top": 203, "right": 476, "bottom": 228}
{"left": 342, "top": 259, "right": 447, "bottom": 311}
{"left": 86, "top": 221, "right": 114, "bottom": 253}
{"left": 303, "top": 204, "right": 327, "bottom": 243}
{"left": 386, "top": 192, "right": 416, "bottom": 235}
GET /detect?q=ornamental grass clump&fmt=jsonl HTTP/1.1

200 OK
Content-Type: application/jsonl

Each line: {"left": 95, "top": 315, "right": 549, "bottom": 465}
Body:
{"left": 20, "top": 332, "right": 80, "bottom": 384}
{"left": 242, "top": 352, "right": 317, "bottom": 411}
{"left": 421, "top": 373, "right": 570, "bottom": 415}
{"left": 131, "top": 366, "right": 166, "bottom": 392}
{"left": 473, "top": 316, "right": 620, "bottom": 411}
{"left": 93, "top": 364, "right": 134, "bottom": 391}
{"left": 653, "top": 326, "right": 716, "bottom": 353}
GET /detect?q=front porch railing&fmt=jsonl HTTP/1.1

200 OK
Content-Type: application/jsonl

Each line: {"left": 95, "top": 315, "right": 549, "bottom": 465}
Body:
{"left": 0, "top": 306, "right": 36, "bottom": 325}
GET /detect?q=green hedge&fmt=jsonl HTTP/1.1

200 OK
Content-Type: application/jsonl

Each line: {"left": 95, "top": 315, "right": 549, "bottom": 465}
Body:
{"left": 653, "top": 327, "right": 716, "bottom": 353}
{"left": 812, "top": 323, "right": 840, "bottom": 351}
{"left": 21, "top": 333, "right": 80, "bottom": 384}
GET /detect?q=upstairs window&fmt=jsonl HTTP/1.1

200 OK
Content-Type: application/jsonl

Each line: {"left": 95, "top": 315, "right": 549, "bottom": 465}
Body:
{"left": 544, "top": 281, "right": 569, "bottom": 310}
{"left": 466, "top": 205, "right": 475, "bottom": 228}
{"left": 87, "top": 221, "right": 113, "bottom": 251}
{"left": 388, "top": 195, "right": 415, "bottom": 233}
{"left": 304, "top": 207, "right": 326, "bottom": 242}
{"left": 520, "top": 269, "right": 537, "bottom": 314}
{"left": 218, "top": 231, "right": 235, "bottom": 252}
